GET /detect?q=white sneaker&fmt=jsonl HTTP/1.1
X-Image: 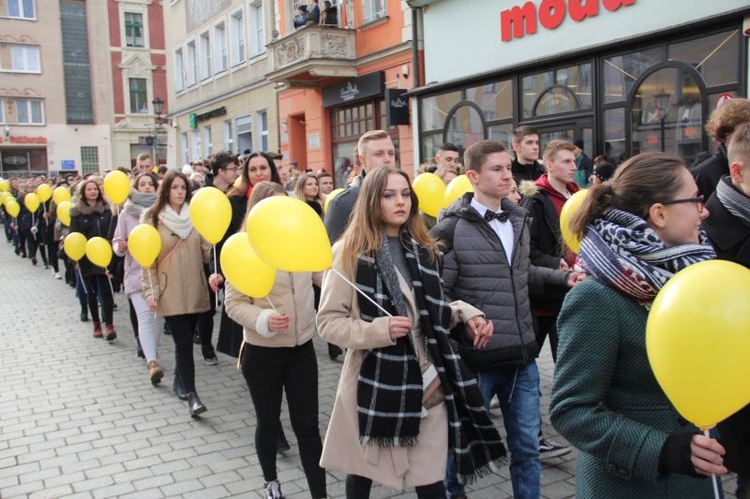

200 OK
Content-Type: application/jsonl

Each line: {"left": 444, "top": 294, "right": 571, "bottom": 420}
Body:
{"left": 54, "top": 272, "right": 62, "bottom": 279}
{"left": 265, "top": 480, "right": 284, "bottom": 499}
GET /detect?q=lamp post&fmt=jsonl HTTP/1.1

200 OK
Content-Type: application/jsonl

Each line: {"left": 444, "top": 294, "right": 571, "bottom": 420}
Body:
{"left": 152, "top": 97, "right": 164, "bottom": 164}
{"left": 654, "top": 88, "right": 671, "bottom": 153}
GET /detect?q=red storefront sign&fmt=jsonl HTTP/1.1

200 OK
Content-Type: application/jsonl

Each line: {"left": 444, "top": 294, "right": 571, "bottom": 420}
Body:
{"left": 501, "top": 0, "right": 637, "bottom": 42}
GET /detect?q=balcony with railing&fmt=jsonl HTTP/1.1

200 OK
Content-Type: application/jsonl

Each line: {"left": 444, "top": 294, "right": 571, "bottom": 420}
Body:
{"left": 266, "top": 26, "right": 357, "bottom": 86}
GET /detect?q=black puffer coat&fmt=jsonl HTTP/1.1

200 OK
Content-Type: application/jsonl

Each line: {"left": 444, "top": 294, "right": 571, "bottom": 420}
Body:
{"left": 69, "top": 200, "right": 114, "bottom": 277}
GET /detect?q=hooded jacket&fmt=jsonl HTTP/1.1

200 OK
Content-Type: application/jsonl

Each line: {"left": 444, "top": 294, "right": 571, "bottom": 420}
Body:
{"left": 431, "top": 193, "right": 571, "bottom": 368}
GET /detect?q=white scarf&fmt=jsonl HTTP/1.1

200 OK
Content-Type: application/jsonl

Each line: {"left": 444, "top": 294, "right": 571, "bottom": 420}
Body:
{"left": 159, "top": 204, "right": 193, "bottom": 239}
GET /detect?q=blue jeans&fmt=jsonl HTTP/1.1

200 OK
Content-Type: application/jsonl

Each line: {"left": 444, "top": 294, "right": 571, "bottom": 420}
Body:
{"left": 445, "top": 362, "right": 541, "bottom": 498}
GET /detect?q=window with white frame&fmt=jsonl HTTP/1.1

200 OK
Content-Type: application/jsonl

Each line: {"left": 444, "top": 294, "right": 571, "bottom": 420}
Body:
{"left": 0, "top": 100, "right": 5, "bottom": 124}
{"left": 15, "top": 99, "right": 43, "bottom": 124}
{"left": 124, "top": 12, "right": 144, "bottom": 48}
{"left": 174, "top": 48, "right": 185, "bottom": 92}
{"left": 236, "top": 115, "right": 252, "bottom": 153}
{"left": 199, "top": 32, "right": 211, "bottom": 80}
{"left": 248, "top": 1, "right": 265, "bottom": 57}
{"left": 10, "top": 45, "right": 40, "bottom": 72}
{"left": 180, "top": 132, "right": 189, "bottom": 165}
{"left": 230, "top": 8, "right": 246, "bottom": 66}
{"left": 223, "top": 119, "right": 234, "bottom": 152}
{"left": 129, "top": 78, "right": 148, "bottom": 113}
{"left": 6, "top": 0, "right": 35, "bottom": 19}
{"left": 361, "top": 0, "right": 386, "bottom": 23}
{"left": 186, "top": 40, "right": 197, "bottom": 86}
{"left": 214, "top": 22, "right": 228, "bottom": 73}
{"left": 257, "top": 111, "right": 268, "bottom": 151}
{"left": 191, "top": 129, "right": 201, "bottom": 161}
{"left": 203, "top": 126, "right": 212, "bottom": 157}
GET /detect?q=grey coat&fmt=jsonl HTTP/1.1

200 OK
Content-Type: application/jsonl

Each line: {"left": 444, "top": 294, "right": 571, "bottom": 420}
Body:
{"left": 324, "top": 172, "right": 363, "bottom": 244}
{"left": 431, "top": 193, "right": 570, "bottom": 368}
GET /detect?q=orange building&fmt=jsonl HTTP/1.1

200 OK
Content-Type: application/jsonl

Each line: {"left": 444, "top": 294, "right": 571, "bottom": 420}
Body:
{"left": 267, "top": 0, "right": 418, "bottom": 187}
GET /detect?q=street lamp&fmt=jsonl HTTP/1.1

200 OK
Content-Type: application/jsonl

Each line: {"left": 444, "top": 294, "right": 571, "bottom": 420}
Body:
{"left": 152, "top": 97, "right": 164, "bottom": 163}
{"left": 654, "top": 87, "right": 671, "bottom": 153}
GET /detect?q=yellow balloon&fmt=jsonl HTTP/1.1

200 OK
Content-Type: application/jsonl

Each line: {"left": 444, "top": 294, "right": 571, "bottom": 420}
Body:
{"left": 5, "top": 199, "right": 20, "bottom": 218}
{"left": 234, "top": 175, "right": 242, "bottom": 188}
{"left": 86, "top": 236, "right": 113, "bottom": 268}
{"left": 559, "top": 189, "right": 589, "bottom": 254}
{"left": 128, "top": 224, "right": 162, "bottom": 268}
{"left": 189, "top": 187, "right": 232, "bottom": 245}
{"left": 412, "top": 173, "right": 446, "bottom": 218}
{"left": 53, "top": 186, "right": 72, "bottom": 205}
{"left": 36, "top": 183, "right": 52, "bottom": 203}
{"left": 103, "top": 170, "right": 130, "bottom": 205}
{"left": 220, "top": 233, "right": 276, "bottom": 298}
{"left": 64, "top": 232, "right": 87, "bottom": 261}
{"left": 24, "top": 193, "right": 40, "bottom": 213}
{"left": 56, "top": 201, "right": 72, "bottom": 227}
{"left": 246, "top": 196, "right": 332, "bottom": 272}
{"left": 324, "top": 187, "right": 345, "bottom": 214}
{"left": 646, "top": 260, "right": 750, "bottom": 430}
{"left": 0, "top": 179, "right": 9, "bottom": 192}
{"left": 443, "top": 175, "right": 474, "bottom": 208}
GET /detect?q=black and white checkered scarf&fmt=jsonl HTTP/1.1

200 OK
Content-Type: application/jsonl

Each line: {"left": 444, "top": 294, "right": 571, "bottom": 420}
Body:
{"left": 355, "top": 232, "right": 507, "bottom": 483}
{"left": 716, "top": 175, "right": 750, "bottom": 228}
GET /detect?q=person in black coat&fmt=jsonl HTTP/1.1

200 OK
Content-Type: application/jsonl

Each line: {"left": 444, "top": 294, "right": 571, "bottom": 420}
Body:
{"left": 692, "top": 98, "right": 750, "bottom": 200}
{"left": 69, "top": 179, "right": 117, "bottom": 341}
{"left": 702, "top": 123, "right": 750, "bottom": 499}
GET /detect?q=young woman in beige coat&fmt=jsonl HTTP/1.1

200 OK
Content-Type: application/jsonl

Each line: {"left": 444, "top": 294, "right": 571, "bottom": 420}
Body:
{"left": 224, "top": 182, "right": 327, "bottom": 499}
{"left": 317, "top": 166, "right": 507, "bottom": 498}
{"left": 142, "top": 171, "right": 216, "bottom": 418}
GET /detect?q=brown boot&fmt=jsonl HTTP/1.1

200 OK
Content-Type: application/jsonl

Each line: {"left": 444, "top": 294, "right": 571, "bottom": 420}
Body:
{"left": 148, "top": 361, "right": 164, "bottom": 385}
{"left": 104, "top": 324, "right": 117, "bottom": 341}
{"left": 93, "top": 322, "right": 103, "bottom": 338}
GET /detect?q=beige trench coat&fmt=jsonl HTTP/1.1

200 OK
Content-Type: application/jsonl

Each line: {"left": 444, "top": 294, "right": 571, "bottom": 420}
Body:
{"left": 316, "top": 244, "right": 483, "bottom": 490}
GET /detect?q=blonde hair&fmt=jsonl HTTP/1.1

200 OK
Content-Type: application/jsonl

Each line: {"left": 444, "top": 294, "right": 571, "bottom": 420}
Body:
{"left": 339, "top": 166, "right": 440, "bottom": 272}
{"left": 357, "top": 130, "right": 390, "bottom": 157}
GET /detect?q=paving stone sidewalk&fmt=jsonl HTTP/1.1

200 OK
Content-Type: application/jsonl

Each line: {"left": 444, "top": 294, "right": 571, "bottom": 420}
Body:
{"left": 0, "top": 240, "right": 738, "bottom": 498}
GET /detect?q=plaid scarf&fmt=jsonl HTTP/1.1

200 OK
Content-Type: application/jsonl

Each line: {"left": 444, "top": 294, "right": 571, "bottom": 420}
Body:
{"left": 577, "top": 209, "right": 716, "bottom": 307}
{"left": 716, "top": 175, "right": 750, "bottom": 228}
{"left": 355, "top": 233, "right": 507, "bottom": 483}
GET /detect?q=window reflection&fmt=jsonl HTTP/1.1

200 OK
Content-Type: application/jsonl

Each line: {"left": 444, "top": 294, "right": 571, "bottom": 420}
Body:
{"left": 466, "top": 79, "right": 513, "bottom": 122}
{"left": 421, "top": 91, "right": 461, "bottom": 131}
{"left": 445, "top": 104, "right": 484, "bottom": 151}
{"left": 603, "top": 48, "right": 661, "bottom": 103}
{"left": 669, "top": 30, "right": 739, "bottom": 87}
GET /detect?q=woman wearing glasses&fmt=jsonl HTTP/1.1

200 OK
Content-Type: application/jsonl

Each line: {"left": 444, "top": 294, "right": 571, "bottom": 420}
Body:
{"left": 550, "top": 153, "right": 727, "bottom": 498}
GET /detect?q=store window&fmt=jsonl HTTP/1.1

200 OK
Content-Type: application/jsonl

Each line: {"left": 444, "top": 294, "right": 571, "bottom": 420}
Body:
{"left": 668, "top": 29, "right": 740, "bottom": 88}
{"left": 522, "top": 63, "right": 592, "bottom": 118}
{"left": 444, "top": 104, "right": 484, "bottom": 153}
{"left": 603, "top": 48, "right": 661, "bottom": 104}
{"left": 421, "top": 91, "right": 461, "bottom": 133}
{"left": 124, "top": 12, "right": 144, "bottom": 48}
{"left": 80, "top": 146, "right": 99, "bottom": 174}
{"left": 129, "top": 78, "right": 148, "bottom": 113}
{"left": 630, "top": 65, "right": 703, "bottom": 164}
{"left": 466, "top": 80, "right": 513, "bottom": 122}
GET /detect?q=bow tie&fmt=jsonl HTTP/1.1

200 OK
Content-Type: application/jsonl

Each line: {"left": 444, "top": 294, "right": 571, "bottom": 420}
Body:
{"left": 484, "top": 210, "right": 510, "bottom": 223}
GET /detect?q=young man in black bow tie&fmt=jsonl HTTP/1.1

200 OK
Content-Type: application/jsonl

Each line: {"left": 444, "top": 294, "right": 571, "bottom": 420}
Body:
{"left": 431, "top": 140, "right": 578, "bottom": 499}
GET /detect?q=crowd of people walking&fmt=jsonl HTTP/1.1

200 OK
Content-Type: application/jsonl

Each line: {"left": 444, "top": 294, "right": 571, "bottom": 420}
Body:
{"left": 1, "top": 101, "right": 749, "bottom": 499}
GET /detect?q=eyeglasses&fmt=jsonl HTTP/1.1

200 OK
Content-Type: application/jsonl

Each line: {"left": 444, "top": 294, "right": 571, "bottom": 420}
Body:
{"left": 223, "top": 166, "right": 239, "bottom": 172}
{"left": 660, "top": 195, "right": 705, "bottom": 214}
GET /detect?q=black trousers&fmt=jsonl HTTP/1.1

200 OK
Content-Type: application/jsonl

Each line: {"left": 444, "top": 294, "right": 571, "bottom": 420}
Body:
{"left": 195, "top": 265, "right": 216, "bottom": 358}
{"left": 345, "top": 475, "right": 445, "bottom": 499}
{"left": 533, "top": 314, "right": 559, "bottom": 363}
{"left": 83, "top": 274, "right": 113, "bottom": 325}
{"left": 165, "top": 314, "right": 200, "bottom": 393}
{"left": 241, "top": 340, "right": 326, "bottom": 498}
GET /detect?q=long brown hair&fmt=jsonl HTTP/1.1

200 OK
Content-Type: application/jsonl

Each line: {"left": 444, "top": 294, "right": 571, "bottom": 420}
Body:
{"left": 144, "top": 170, "right": 192, "bottom": 227}
{"left": 78, "top": 179, "right": 107, "bottom": 207}
{"left": 293, "top": 172, "right": 324, "bottom": 205}
{"left": 228, "top": 152, "right": 282, "bottom": 197}
{"left": 569, "top": 152, "right": 686, "bottom": 237}
{"left": 340, "top": 166, "right": 440, "bottom": 272}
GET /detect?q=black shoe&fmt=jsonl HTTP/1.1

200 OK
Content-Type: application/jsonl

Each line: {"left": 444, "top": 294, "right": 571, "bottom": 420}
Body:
{"left": 193, "top": 333, "right": 201, "bottom": 345}
{"left": 31, "top": 257, "right": 37, "bottom": 265}
{"left": 277, "top": 430, "right": 291, "bottom": 453}
{"left": 187, "top": 392, "right": 207, "bottom": 418}
{"left": 328, "top": 343, "right": 343, "bottom": 361}
{"left": 163, "top": 323, "right": 172, "bottom": 335}
{"left": 173, "top": 374, "right": 188, "bottom": 401}
{"left": 80, "top": 310, "right": 89, "bottom": 322}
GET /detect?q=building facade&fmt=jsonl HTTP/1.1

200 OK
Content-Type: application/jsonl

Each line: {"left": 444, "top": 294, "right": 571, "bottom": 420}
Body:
{"left": 410, "top": 0, "right": 750, "bottom": 168}
{"left": 270, "top": 0, "right": 418, "bottom": 187}
{"left": 107, "top": 0, "right": 169, "bottom": 170}
{"left": 163, "top": 0, "right": 278, "bottom": 168}
{"left": 0, "top": 0, "right": 112, "bottom": 178}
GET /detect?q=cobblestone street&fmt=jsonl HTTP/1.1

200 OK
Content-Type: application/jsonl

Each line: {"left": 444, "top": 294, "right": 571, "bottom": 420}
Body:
{"left": 0, "top": 240, "right": 738, "bottom": 498}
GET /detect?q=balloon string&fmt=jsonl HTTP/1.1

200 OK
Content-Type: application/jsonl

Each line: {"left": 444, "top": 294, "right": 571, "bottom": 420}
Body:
{"left": 266, "top": 296, "right": 280, "bottom": 314}
{"left": 213, "top": 245, "right": 219, "bottom": 309}
{"left": 77, "top": 267, "right": 88, "bottom": 294}
{"left": 106, "top": 275, "right": 116, "bottom": 307}
{"left": 705, "top": 429, "right": 721, "bottom": 499}
{"left": 331, "top": 268, "right": 393, "bottom": 317}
